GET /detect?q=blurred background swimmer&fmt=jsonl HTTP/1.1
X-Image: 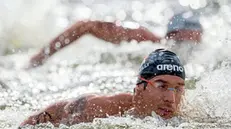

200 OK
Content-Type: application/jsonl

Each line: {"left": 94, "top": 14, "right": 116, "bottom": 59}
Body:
{"left": 28, "top": 11, "right": 203, "bottom": 68}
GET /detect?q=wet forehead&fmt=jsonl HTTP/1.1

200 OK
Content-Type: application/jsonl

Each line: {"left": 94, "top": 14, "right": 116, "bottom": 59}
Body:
{"left": 150, "top": 75, "right": 185, "bottom": 86}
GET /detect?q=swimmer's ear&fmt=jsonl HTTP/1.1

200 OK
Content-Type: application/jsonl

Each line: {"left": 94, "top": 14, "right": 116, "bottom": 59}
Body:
{"left": 133, "top": 84, "right": 144, "bottom": 102}
{"left": 134, "top": 84, "right": 144, "bottom": 95}
{"left": 143, "top": 82, "right": 147, "bottom": 90}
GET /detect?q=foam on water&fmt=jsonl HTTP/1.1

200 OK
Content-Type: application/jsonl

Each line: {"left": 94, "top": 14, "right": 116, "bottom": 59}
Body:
{"left": 1, "top": 0, "right": 231, "bottom": 129}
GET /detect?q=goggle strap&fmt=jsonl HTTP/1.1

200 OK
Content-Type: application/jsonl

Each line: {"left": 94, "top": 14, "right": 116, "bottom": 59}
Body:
{"left": 139, "top": 76, "right": 177, "bottom": 92}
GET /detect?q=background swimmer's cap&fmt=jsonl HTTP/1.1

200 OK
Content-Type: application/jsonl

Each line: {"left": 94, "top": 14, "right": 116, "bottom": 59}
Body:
{"left": 167, "top": 11, "right": 203, "bottom": 34}
{"left": 137, "top": 49, "right": 185, "bottom": 84}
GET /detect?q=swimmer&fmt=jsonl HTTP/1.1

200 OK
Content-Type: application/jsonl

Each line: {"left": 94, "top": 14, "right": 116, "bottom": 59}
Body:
{"left": 29, "top": 11, "right": 202, "bottom": 68}
{"left": 20, "top": 49, "right": 186, "bottom": 127}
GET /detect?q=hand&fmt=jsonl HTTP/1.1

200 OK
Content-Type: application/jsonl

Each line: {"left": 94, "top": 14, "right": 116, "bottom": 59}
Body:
{"left": 35, "top": 111, "right": 52, "bottom": 124}
{"left": 26, "top": 52, "right": 46, "bottom": 69}
{"left": 18, "top": 111, "right": 52, "bottom": 128}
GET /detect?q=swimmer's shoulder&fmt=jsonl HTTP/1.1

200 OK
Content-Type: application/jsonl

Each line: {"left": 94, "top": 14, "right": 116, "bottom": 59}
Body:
{"left": 64, "top": 93, "right": 132, "bottom": 112}
{"left": 64, "top": 93, "right": 100, "bottom": 113}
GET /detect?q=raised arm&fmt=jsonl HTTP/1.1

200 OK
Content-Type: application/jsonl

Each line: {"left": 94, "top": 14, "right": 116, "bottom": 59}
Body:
{"left": 29, "top": 20, "right": 160, "bottom": 68}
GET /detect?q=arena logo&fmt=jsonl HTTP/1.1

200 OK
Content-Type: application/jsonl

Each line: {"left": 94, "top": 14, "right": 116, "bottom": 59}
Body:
{"left": 157, "top": 64, "right": 184, "bottom": 72}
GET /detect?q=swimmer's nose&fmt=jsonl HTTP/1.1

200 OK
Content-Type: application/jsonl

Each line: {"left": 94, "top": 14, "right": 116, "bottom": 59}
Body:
{"left": 163, "top": 88, "right": 176, "bottom": 103}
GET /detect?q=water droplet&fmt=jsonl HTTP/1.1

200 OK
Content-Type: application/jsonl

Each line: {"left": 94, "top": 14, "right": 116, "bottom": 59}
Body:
{"left": 64, "top": 39, "right": 70, "bottom": 44}
{"left": 55, "top": 42, "right": 61, "bottom": 50}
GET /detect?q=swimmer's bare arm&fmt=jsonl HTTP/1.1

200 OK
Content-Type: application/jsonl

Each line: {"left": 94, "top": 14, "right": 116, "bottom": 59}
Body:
{"left": 65, "top": 93, "right": 132, "bottom": 125}
{"left": 19, "top": 93, "right": 132, "bottom": 127}
{"left": 19, "top": 101, "right": 69, "bottom": 127}
{"left": 29, "top": 21, "right": 160, "bottom": 67}
{"left": 19, "top": 94, "right": 96, "bottom": 127}
{"left": 20, "top": 95, "right": 109, "bottom": 127}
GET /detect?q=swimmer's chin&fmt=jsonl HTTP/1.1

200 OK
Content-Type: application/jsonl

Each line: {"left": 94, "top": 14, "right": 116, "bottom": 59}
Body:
{"left": 151, "top": 111, "right": 176, "bottom": 120}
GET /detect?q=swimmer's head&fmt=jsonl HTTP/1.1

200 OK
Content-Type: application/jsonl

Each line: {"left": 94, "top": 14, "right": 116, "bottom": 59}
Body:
{"left": 133, "top": 49, "right": 185, "bottom": 119}
{"left": 137, "top": 49, "right": 185, "bottom": 85}
{"left": 166, "top": 11, "right": 203, "bottom": 42}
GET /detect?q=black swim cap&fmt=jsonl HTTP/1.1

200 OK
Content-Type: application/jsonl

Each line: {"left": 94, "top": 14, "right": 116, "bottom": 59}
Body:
{"left": 137, "top": 49, "right": 185, "bottom": 84}
{"left": 167, "top": 11, "right": 202, "bottom": 34}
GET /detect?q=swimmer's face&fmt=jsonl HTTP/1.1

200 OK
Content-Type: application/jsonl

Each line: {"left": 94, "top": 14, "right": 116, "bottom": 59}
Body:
{"left": 166, "top": 30, "right": 202, "bottom": 43}
{"left": 135, "top": 75, "right": 185, "bottom": 119}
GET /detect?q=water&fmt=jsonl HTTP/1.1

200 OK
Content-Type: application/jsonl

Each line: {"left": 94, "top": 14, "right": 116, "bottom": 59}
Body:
{"left": 1, "top": 0, "right": 231, "bottom": 129}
